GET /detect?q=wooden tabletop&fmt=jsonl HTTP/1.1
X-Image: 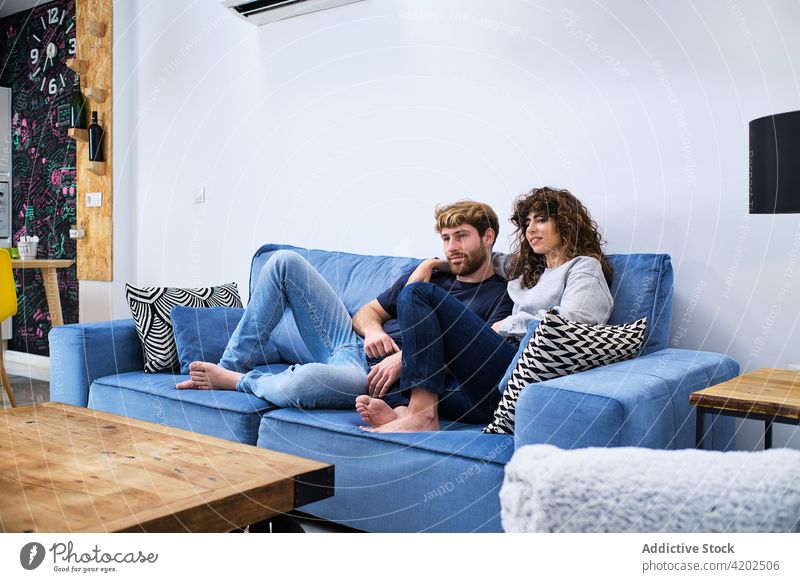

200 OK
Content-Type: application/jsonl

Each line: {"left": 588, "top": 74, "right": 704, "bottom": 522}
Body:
{"left": 689, "top": 368, "right": 800, "bottom": 421}
{"left": 11, "top": 259, "right": 75, "bottom": 269}
{"left": 0, "top": 403, "right": 333, "bottom": 532}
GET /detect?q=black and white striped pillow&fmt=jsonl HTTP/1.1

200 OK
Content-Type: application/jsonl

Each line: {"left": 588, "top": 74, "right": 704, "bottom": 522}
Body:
{"left": 483, "top": 313, "right": 647, "bottom": 435}
{"left": 126, "top": 282, "right": 243, "bottom": 373}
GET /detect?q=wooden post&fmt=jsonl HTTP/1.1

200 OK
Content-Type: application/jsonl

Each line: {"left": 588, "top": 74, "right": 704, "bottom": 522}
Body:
{"left": 75, "top": 0, "right": 113, "bottom": 281}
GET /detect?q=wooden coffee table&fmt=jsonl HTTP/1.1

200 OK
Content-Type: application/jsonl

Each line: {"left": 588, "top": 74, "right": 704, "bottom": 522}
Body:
{"left": 0, "top": 402, "right": 333, "bottom": 532}
{"left": 690, "top": 367, "right": 800, "bottom": 449}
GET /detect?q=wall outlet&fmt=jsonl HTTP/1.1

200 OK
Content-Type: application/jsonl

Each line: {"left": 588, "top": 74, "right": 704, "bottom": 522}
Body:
{"left": 195, "top": 187, "right": 206, "bottom": 204}
{"left": 86, "top": 192, "right": 102, "bottom": 207}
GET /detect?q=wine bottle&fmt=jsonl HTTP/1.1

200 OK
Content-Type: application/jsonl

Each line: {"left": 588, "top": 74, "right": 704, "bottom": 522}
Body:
{"left": 88, "top": 111, "right": 104, "bottom": 162}
{"left": 69, "top": 75, "right": 87, "bottom": 129}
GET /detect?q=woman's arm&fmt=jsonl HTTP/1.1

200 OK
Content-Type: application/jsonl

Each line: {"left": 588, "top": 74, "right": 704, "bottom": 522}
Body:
{"left": 431, "top": 252, "right": 513, "bottom": 279}
{"left": 492, "top": 252, "right": 514, "bottom": 280}
{"left": 405, "top": 258, "right": 442, "bottom": 285}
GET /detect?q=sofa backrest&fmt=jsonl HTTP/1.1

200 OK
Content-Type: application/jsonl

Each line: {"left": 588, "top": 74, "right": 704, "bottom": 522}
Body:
{"left": 249, "top": 245, "right": 673, "bottom": 363}
{"left": 606, "top": 253, "right": 673, "bottom": 355}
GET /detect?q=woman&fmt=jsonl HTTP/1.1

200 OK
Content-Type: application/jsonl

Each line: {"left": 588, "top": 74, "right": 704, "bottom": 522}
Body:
{"left": 357, "top": 187, "right": 614, "bottom": 433}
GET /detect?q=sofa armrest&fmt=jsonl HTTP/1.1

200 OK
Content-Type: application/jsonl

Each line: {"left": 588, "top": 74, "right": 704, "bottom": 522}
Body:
{"left": 513, "top": 348, "right": 739, "bottom": 451}
{"left": 49, "top": 319, "right": 145, "bottom": 407}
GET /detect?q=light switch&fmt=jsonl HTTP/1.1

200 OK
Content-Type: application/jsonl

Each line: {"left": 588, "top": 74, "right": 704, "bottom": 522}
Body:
{"left": 86, "top": 192, "right": 103, "bottom": 207}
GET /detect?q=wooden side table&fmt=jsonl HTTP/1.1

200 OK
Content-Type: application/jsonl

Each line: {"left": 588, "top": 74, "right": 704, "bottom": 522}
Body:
{"left": 690, "top": 368, "right": 800, "bottom": 449}
{"left": 10, "top": 259, "right": 75, "bottom": 327}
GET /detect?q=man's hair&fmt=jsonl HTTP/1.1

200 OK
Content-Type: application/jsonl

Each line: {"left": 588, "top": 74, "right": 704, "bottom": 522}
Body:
{"left": 434, "top": 200, "right": 499, "bottom": 241}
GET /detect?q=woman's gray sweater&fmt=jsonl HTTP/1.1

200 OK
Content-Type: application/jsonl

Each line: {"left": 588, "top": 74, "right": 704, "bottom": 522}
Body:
{"left": 493, "top": 255, "right": 613, "bottom": 338}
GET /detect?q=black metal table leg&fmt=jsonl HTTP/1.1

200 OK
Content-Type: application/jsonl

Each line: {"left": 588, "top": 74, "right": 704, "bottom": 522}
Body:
{"left": 765, "top": 418, "right": 773, "bottom": 449}
{"left": 695, "top": 408, "right": 704, "bottom": 449}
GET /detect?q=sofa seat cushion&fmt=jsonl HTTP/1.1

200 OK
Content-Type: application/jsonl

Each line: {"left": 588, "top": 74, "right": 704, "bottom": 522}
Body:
{"left": 87, "top": 366, "right": 286, "bottom": 445}
{"left": 257, "top": 409, "right": 513, "bottom": 532}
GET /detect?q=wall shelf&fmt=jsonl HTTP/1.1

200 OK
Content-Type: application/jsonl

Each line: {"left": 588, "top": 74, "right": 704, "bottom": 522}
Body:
{"left": 86, "top": 20, "right": 107, "bottom": 37}
{"left": 68, "top": 128, "right": 89, "bottom": 141}
{"left": 66, "top": 58, "right": 89, "bottom": 75}
{"left": 85, "top": 87, "right": 106, "bottom": 103}
{"left": 86, "top": 161, "right": 106, "bottom": 175}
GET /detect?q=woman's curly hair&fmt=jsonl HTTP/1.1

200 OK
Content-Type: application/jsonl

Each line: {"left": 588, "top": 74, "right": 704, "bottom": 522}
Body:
{"left": 508, "top": 187, "right": 612, "bottom": 289}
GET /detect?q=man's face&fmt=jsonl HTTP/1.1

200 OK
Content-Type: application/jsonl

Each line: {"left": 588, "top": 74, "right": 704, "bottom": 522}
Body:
{"left": 439, "top": 223, "right": 490, "bottom": 277}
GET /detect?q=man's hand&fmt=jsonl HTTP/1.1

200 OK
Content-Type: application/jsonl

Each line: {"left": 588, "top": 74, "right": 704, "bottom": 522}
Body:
{"left": 363, "top": 329, "right": 399, "bottom": 359}
{"left": 491, "top": 321, "right": 503, "bottom": 333}
{"left": 406, "top": 258, "right": 441, "bottom": 285}
{"left": 367, "top": 352, "right": 402, "bottom": 398}
{"left": 352, "top": 299, "right": 395, "bottom": 359}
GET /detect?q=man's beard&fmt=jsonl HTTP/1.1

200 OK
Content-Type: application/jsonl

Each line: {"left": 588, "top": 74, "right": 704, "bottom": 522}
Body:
{"left": 450, "top": 244, "right": 488, "bottom": 277}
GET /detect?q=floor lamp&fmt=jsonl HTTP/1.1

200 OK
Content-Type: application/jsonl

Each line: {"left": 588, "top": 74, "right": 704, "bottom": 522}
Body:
{"left": 749, "top": 110, "right": 800, "bottom": 372}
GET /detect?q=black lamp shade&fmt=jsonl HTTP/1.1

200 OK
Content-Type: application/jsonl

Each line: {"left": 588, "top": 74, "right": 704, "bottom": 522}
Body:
{"left": 749, "top": 110, "right": 800, "bottom": 214}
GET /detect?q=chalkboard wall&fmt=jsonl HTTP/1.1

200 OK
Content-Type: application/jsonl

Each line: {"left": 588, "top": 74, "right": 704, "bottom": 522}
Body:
{"left": 1, "top": 0, "right": 79, "bottom": 356}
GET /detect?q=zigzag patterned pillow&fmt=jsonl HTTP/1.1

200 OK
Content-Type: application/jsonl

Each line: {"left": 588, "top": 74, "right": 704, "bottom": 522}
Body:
{"left": 483, "top": 313, "right": 647, "bottom": 435}
{"left": 126, "top": 282, "right": 243, "bottom": 373}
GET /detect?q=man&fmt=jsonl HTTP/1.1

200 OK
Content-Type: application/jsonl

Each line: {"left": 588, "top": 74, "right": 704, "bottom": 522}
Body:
{"left": 176, "top": 200, "right": 512, "bottom": 412}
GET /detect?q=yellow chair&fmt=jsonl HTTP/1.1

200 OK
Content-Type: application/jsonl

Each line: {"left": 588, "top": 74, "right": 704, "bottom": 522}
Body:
{"left": 1, "top": 248, "right": 18, "bottom": 407}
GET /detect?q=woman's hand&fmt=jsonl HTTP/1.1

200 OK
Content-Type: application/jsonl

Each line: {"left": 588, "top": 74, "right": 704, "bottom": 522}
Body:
{"left": 491, "top": 317, "right": 511, "bottom": 334}
{"left": 406, "top": 258, "right": 441, "bottom": 285}
{"left": 367, "top": 352, "right": 403, "bottom": 397}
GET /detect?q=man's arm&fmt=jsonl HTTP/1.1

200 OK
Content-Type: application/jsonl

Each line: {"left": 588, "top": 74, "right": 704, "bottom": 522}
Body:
{"left": 352, "top": 299, "right": 399, "bottom": 358}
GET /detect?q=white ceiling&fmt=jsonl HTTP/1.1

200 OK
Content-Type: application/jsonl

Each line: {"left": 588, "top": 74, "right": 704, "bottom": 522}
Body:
{"left": 0, "top": 0, "right": 44, "bottom": 18}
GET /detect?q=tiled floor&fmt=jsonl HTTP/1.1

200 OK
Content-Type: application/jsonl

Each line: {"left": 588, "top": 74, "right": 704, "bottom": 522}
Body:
{"left": 1, "top": 373, "right": 355, "bottom": 532}
{"left": 1, "top": 373, "right": 50, "bottom": 408}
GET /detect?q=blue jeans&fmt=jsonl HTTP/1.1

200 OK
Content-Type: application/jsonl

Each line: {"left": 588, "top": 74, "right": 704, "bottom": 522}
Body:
{"left": 219, "top": 250, "right": 368, "bottom": 408}
{"left": 397, "top": 282, "right": 519, "bottom": 424}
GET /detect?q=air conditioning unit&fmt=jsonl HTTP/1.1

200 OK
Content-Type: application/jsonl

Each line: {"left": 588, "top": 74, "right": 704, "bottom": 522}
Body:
{"left": 220, "top": 0, "right": 365, "bottom": 25}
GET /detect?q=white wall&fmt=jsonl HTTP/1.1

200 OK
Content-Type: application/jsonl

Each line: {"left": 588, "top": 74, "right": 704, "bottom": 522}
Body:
{"left": 111, "top": 0, "right": 800, "bottom": 449}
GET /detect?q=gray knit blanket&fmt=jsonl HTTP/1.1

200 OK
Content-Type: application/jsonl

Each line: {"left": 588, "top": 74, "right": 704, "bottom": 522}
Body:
{"left": 501, "top": 444, "right": 800, "bottom": 532}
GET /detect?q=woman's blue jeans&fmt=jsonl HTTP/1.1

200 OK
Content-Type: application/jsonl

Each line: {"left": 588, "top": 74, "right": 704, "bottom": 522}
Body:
{"left": 218, "top": 250, "right": 368, "bottom": 408}
{"left": 397, "top": 282, "right": 519, "bottom": 423}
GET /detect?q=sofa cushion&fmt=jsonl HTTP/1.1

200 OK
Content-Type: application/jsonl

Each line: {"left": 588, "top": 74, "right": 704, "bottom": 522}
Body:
{"left": 249, "top": 244, "right": 421, "bottom": 364}
{"left": 485, "top": 313, "right": 647, "bottom": 435}
{"left": 87, "top": 366, "right": 284, "bottom": 445}
{"left": 126, "top": 282, "right": 243, "bottom": 373}
{"left": 257, "top": 408, "right": 514, "bottom": 532}
{"left": 607, "top": 254, "right": 672, "bottom": 355}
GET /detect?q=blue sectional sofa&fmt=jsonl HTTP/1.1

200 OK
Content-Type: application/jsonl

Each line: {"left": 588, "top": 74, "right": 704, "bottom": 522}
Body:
{"left": 49, "top": 244, "right": 739, "bottom": 532}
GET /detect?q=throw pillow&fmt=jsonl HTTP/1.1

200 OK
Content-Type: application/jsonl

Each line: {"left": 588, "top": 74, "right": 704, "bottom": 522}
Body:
{"left": 483, "top": 313, "right": 647, "bottom": 435}
{"left": 126, "top": 282, "right": 243, "bottom": 373}
{"left": 171, "top": 306, "right": 262, "bottom": 375}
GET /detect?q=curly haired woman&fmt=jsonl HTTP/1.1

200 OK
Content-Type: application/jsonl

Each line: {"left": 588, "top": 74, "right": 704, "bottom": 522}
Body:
{"left": 357, "top": 187, "right": 614, "bottom": 433}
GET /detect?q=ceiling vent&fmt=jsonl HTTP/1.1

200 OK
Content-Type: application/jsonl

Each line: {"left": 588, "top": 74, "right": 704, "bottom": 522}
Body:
{"left": 220, "top": 0, "right": 365, "bottom": 26}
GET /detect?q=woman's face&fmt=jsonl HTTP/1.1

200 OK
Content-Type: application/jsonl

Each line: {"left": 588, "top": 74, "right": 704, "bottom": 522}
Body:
{"left": 525, "top": 211, "right": 563, "bottom": 258}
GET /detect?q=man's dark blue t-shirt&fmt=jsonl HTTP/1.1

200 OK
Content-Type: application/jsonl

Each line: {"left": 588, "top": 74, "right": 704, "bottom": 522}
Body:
{"left": 376, "top": 270, "right": 513, "bottom": 347}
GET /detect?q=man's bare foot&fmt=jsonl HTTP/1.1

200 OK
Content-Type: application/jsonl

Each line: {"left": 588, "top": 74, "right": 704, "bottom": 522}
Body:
{"left": 359, "top": 410, "right": 439, "bottom": 433}
{"left": 175, "top": 362, "right": 243, "bottom": 390}
{"left": 355, "top": 395, "right": 403, "bottom": 427}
